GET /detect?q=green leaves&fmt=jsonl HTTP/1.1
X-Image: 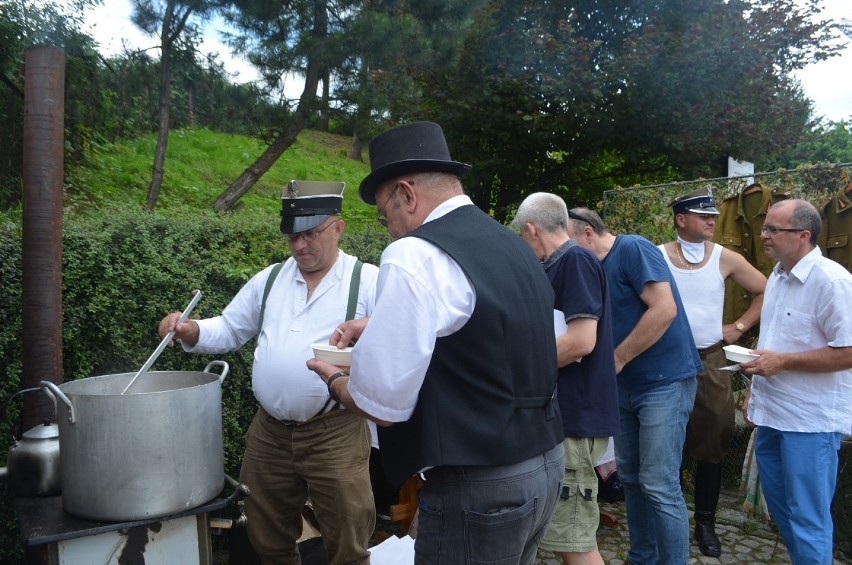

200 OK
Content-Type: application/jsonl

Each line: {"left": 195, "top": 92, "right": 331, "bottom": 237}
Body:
{"left": 427, "top": 0, "right": 836, "bottom": 217}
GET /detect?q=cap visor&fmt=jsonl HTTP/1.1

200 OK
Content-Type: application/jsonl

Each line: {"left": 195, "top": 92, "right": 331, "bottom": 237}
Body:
{"left": 281, "top": 214, "right": 329, "bottom": 234}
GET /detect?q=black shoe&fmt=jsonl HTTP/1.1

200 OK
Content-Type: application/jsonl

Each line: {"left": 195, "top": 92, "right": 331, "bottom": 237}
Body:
{"left": 694, "top": 518, "right": 722, "bottom": 557}
{"left": 598, "top": 470, "right": 625, "bottom": 502}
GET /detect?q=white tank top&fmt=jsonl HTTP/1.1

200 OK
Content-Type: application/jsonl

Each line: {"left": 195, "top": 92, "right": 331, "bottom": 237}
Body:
{"left": 658, "top": 243, "right": 725, "bottom": 349}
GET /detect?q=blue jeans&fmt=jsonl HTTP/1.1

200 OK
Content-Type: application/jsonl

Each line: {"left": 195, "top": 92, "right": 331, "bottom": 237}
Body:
{"left": 755, "top": 427, "right": 842, "bottom": 565}
{"left": 616, "top": 377, "right": 697, "bottom": 565}
{"left": 415, "top": 443, "right": 564, "bottom": 565}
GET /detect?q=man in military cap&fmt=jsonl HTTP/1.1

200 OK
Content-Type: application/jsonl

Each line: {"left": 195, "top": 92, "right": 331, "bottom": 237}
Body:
{"left": 158, "top": 180, "right": 379, "bottom": 565}
{"left": 658, "top": 187, "right": 766, "bottom": 557}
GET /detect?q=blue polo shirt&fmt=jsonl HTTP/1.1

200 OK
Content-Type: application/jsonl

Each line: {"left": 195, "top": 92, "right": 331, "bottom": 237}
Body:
{"left": 602, "top": 235, "right": 701, "bottom": 391}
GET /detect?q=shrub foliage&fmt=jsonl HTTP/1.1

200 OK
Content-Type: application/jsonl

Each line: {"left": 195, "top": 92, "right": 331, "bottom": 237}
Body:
{"left": 0, "top": 205, "right": 389, "bottom": 562}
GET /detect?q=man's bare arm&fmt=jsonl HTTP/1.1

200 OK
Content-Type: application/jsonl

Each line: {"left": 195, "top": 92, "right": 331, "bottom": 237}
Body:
{"left": 614, "top": 281, "right": 676, "bottom": 373}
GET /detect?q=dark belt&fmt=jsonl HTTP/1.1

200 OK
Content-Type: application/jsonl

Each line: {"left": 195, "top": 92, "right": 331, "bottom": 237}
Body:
{"left": 698, "top": 341, "right": 723, "bottom": 360}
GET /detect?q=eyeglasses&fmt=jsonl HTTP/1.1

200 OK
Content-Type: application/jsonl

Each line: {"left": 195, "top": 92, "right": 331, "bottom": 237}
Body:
{"left": 376, "top": 184, "right": 401, "bottom": 227}
{"left": 286, "top": 219, "right": 339, "bottom": 243}
{"left": 760, "top": 225, "right": 806, "bottom": 235}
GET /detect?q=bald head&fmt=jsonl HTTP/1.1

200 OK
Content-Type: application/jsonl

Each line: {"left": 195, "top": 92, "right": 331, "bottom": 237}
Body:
{"left": 772, "top": 199, "right": 821, "bottom": 245}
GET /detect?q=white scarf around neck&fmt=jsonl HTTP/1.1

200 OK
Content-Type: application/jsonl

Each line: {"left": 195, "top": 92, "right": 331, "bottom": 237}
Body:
{"left": 677, "top": 236, "right": 706, "bottom": 263}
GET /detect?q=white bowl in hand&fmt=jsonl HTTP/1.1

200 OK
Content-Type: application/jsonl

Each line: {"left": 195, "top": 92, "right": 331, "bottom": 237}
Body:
{"left": 311, "top": 343, "right": 353, "bottom": 367}
{"left": 723, "top": 344, "right": 758, "bottom": 364}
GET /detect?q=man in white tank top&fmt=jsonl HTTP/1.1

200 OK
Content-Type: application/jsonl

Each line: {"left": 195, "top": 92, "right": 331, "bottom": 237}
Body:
{"left": 658, "top": 187, "right": 767, "bottom": 558}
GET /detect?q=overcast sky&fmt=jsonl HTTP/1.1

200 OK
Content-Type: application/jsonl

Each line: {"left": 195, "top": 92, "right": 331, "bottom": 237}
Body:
{"left": 78, "top": 0, "right": 851, "bottom": 122}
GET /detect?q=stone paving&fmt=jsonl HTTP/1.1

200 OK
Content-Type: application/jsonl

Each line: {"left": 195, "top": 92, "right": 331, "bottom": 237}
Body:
{"left": 535, "top": 488, "right": 852, "bottom": 565}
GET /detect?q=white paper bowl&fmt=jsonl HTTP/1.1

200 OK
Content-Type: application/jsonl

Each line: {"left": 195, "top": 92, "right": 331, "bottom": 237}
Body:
{"left": 723, "top": 344, "right": 758, "bottom": 364}
{"left": 311, "top": 343, "right": 353, "bottom": 367}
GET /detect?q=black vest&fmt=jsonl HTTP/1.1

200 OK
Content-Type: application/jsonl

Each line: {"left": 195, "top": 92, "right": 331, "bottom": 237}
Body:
{"left": 377, "top": 205, "right": 563, "bottom": 487}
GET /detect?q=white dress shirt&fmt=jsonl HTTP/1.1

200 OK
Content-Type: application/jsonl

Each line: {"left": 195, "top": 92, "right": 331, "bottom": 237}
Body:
{"left": 187, "top": 250, "right": 378, "bottom": 422}
{"left": 748, "top": 247, "right": 852, "bottom": 433}
{"left": 348, "top": 195, "right": 477, "bottom": 423}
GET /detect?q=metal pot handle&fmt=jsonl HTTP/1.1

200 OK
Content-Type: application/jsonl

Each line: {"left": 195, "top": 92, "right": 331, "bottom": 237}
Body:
{"left": 38, "top": 385, "right": 59, "bottom": 421}
{"left": 39, "top": 381, "right": 75, "bottom": 424}
{"left": 203, "top": 360, "right": 230, "bottom": 383}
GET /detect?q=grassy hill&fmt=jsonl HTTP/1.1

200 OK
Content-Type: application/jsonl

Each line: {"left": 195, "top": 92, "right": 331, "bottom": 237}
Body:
{"left": 65, "top": 128, "right": 377, "bottom": 227}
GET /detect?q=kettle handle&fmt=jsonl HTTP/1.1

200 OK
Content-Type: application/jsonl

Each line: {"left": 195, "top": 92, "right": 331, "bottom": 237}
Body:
{"left": 3, "top": 387, "right": 49, "bottom": 439}
{"left": 39, "top": 381, "right": 75, "bottom": 424}
{"left": 203, "top": 360, "right": 230, "bottom": 383}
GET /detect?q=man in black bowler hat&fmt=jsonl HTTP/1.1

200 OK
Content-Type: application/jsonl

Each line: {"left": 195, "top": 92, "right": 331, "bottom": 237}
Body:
{"left": 308, "top": 121, "right": 565, "bottom": 564}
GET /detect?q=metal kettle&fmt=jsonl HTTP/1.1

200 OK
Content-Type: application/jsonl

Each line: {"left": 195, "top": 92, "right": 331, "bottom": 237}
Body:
{"left": 2, "top": 387, "right": 61, "bottom": 497}
{"left": 5, "top": 418, "right": 61, "bottom": 497}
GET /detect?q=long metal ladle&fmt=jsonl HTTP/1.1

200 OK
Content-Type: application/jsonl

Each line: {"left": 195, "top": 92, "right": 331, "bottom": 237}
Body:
{"left": 121, "top": 290, "right": 203, "bottom": 395}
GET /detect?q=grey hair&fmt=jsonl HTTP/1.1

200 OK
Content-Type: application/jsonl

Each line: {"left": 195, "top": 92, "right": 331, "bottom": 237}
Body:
{"left": 786, "top": 199, "right": 821, "bottom": 245}
{"left": 512, "top": 193, "right": 569, "bottom": 234}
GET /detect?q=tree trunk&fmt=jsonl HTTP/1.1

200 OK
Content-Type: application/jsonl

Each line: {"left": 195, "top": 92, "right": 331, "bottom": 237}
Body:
{"left": 188, "top": 90, "right": 195, "bottom": 127}
{"left": 348, "top": 59, "right": 370, "bottom": 162}
{"left": 318, "top": 71, "right": 330, "bottom": 132}
{"left": 212, "top": 1, "right": 327, "bottom": 211}
{"left": 144, "top": 0, "right": 195, "bottom": 210}
{"left": 348, "top": 130, "right": 363, "bottom": 161}
{"left": 145, "top": 56, "right": 171, "bottom": 210}
{"left": 145, "top": 0, "right": 177, "bottom": 211}
{"left": 211, "top": 68, "right": 321, "bottom": 211}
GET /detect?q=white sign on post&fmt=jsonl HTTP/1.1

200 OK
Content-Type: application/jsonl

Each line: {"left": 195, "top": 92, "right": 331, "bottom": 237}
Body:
{"left": 728, "top": 157, "right": 755, "bottom": 187}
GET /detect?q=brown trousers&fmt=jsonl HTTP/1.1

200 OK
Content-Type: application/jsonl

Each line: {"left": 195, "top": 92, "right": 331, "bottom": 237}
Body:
{"left": 685, "top": 349, "right": 736, "bottom": 464}
{"left": 239, "top": 407, "right": 375, "bottom": 565}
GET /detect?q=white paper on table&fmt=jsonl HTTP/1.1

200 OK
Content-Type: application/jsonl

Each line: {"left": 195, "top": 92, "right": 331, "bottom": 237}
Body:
{"left": 368, "top": 535, "right": 415, "bottom": 565}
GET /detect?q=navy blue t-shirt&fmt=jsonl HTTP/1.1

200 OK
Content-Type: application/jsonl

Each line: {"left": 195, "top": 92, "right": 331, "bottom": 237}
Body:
{"left": 546, "top": 241, "right": 620, "bottom": 438}
{"left": 602, "top": 235, "right": 702, "bottom": 391}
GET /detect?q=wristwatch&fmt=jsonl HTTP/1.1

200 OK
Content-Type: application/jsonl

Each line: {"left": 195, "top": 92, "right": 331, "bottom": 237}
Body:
{"left": 735, "top": 321, "right": 746, "bottom": 332}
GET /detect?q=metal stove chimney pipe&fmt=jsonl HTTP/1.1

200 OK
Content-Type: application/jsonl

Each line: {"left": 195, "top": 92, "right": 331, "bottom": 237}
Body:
{"left": 21, "top": 46, "right": 65, "bottom": 432}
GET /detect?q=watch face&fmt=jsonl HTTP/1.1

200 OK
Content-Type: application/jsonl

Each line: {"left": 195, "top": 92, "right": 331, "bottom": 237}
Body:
{"left": 736, "top": 322, "right": 745, "bottom": 331}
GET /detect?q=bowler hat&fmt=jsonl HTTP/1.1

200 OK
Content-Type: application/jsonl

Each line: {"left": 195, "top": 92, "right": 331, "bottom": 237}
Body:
{"left": 280, "top": 180, "right": 344, "bottom": 234}
{"left": 668, "top": 187, "right": 720, "bottom": 215}
{"left": 358, "top": 122, "right": 472, "bottom": 204}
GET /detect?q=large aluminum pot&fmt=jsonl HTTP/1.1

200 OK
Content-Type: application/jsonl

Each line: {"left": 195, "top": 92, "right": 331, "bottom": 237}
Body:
{"left": 40, "top": 360, "right": 228, "bottom": 521}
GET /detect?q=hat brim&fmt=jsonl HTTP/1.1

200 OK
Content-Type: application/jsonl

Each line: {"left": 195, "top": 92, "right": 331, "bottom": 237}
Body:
{"left": 682, "top": 205, "right": 720, "bottom": 215}
{"left": 358, "top": 159, "right": 472, "bottom": 205}
{"left": 280, "top": 214, "right": 330, "bottom": 234}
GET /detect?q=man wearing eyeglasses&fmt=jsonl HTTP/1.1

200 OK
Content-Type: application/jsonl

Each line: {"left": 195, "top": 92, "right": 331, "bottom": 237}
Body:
{"left": 740, "top": 199, "right": 852, "bottom": 565}
{"left": 657, "top": 187, "right": 767, "bottom": 557}
{"left": 566, "top": 207, "right": 702, "bottom": 565}
{"left": 158, "top": 180, "right": 379, "bottom": 565}
{"left": 308, "top": 122, "right": 565, "bottom": 564}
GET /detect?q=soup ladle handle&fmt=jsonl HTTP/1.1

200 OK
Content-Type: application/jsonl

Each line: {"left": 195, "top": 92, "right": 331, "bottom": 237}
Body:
{"left": 121, "top": 290, "right": 203, "bottom": 395}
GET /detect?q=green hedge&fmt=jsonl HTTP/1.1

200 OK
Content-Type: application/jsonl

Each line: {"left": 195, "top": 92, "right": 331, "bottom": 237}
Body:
{"left": 0, "top": 206, "right": 390, "bottom": 563}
